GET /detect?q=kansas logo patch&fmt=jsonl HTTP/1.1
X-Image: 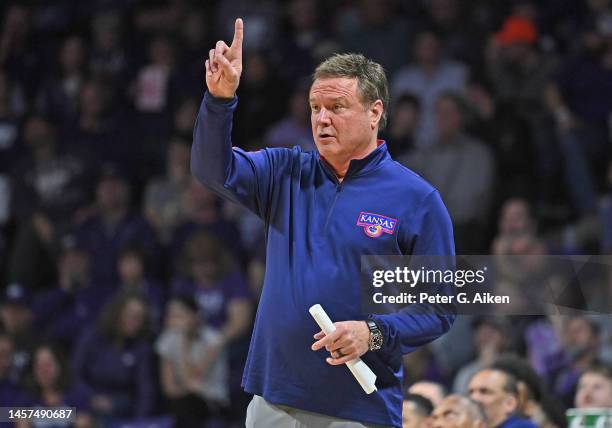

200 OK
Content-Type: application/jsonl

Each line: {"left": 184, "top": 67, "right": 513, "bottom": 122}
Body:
{"left": 356, "top": 212, "right": 398, "bottom": 238}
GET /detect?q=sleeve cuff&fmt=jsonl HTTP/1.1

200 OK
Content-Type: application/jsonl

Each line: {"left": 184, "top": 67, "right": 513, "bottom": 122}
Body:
{"left": 204, "top": 91, "right": 238, "bottom": 110}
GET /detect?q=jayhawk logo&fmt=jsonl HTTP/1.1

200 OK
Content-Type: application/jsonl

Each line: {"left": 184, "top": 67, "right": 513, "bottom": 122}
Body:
{"left": 356, "top": 212, "right": 398, "bottom": 238}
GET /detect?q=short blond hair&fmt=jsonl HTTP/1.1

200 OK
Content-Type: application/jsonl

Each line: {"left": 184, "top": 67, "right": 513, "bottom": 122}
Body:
{"left": 313, "top": 53, "right": 389, "bottom": 130}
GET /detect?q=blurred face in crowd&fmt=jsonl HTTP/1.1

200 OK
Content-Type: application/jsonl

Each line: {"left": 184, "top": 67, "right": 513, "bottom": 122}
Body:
{"left": 310, "top": 77, "right": 382, "bottom": 164}
{"left": 563, "top": 317, "right": 599, "bottom": 360}
{"left": 415, "top": 32, "right": 441, "bottom": 68}
{"left": 60, "top": 249, "right": 90, "bottom": 285}
{"left": 97, "top": 176, "right": 129, "bottom": 213}
{"left": 174, "top": 98, "right": 198, "bottom": 135}
{"left": 289, "top": 87, "right": 310, "bottom": 124}
{"left": 118, "top": 252, "right": 144, "bottom": 285}
{"left": 0, "top": 303, "right": 33, "bottom": 335}
{"left": 34, "top": 347, "right": 60, "bottom": 390}
{"left": 167, "top": 142, "right": 190, "bottom": 181}
{"left": 402, "top": 400, "right": 429, "bottom": 428}
{"left": 435, "top": 96, "right": 463, "bottom": 141}
{"left": 166, "top": 300, "right": 199, "bottom": 333}
{"left": 409, "top": 382, "right": 446, "bottom": 407}
{"left": 244, "top": 53, "right": 269, "bottom": 85}
{"left": 575, "top": 371, "right": 612, "bottom": 408}
{"left": 469, "top": 369, "right": 518, "bottom": 427}
{"left": 119, "top": 299, "right": 147, "bottom": 338}
{"left": 149, "top": 36, "right": 175, "bottom": 68}
{"left": 430, "top": 0, "right": 458, "bottom": 27}
{"left": 80, "top": 81, "right": 107, "bottom": 118}
{"left": 289, "top": 0, "right": 318, "bottom": 32}
{"left": 0, "top": 336, "right": 14, "bottom": 379}
{"left": 60, "top": 36, "right": 85, "bottom": 74}
{"left": 430, "top": 395, "right": 486, "bottom": 428}
{"left": 23, "top": 117, "right": 55, "bottom": 154}
{"left": 359, "top": 0, "right": 391, "bottom": 27}
{"left": 474, "top": 322, "right": 505, "bottom": 356}
{"left": 499, "top": 198, "right": 533, "bottom": 237}
{"left": 391, "top": 100, "right": 419, "bottom": 138}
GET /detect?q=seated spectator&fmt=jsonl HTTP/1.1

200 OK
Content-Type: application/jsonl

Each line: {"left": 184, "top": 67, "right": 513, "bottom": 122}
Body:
{"left": 0, "top": 283, "right": 37, "bottom": 379}
{"left": 402, "top": 393, "right": 433, "bottom": 428}
{"left": 264, "top": 82, "right": 314, "bottom": 151}
{"left": 32, "top": 235, "right": 109, "bottom": 350}
{"left": 19, "top": 342, "right": 93, "bottom": 428}
{"left": 171, "top": 178, "right": 244, "bottom": 270}
{"left": 172, "top": 231, "right": 252, "bottom": 341}
{"left": 469, "top": 368, "right": 538, "bottom": 428}
{"left": 116, "top": 247, "right": 164, "bottom": 329}
{"left": 383, "top": 93, "right": 420, "bottom": 158}
{"left": 401, "top": 92, "right": 495, "bottom": 253}
{"left": 71, "top": 292, "right": 155, "bottom": 421}
{"left": 454, "top": 317, "right": 509, "bottom": 394}
{"left": 144, "top": 139, "right": 191, "bottom": 244}
{"left": 37, "top": 35, "right": 87, "bottom": 131}
{"left": 392, "top": 31, "right": 468, "bottom": 146}
{"left": 408, "top": 381, "right": 447, "bottom": 407}
{"left": 430, "top": 394, "right": 487, "bottom": 428}
{"left": 74, "top": 164, "right": 160, "bottom": 287}
{"left": 492, "top": 355, "right": 566, "bottom": 428}
{"left": 156, "top": 296, "right": 228, "bottom": 428}
{"left": 574, "top": 361, "right": 612, "bottom": 409}
{"left": 0, "top": 333, "right": 28, "bottom": 406}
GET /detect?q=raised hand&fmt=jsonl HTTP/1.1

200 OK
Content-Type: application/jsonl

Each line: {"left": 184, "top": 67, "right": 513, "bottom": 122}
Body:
{"left": 205, "top": 18, "right": 243, "bottom": 99}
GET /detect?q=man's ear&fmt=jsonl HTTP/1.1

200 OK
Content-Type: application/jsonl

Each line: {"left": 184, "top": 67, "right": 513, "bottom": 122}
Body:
{"left": 370, "top": 100, "right": 384, "bottom": 129}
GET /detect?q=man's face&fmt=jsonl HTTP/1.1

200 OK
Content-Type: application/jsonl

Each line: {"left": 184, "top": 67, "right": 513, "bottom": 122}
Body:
{"left": 468, "top": 370, "right": 516, "bottom": 427}
{"left": 434, "top": 97, "right": 462, "bottom": 140}
{"left": 402, "top": 400, "right": 428, "bottom": 428}
{"left": 431, "top": 396, "right": 482, "bottom": 428}
{"left": 575, "top": 372, "right": 612, "bottom": 408}
{"left": 309, "top": 77, "right": 379, "bottom": 162}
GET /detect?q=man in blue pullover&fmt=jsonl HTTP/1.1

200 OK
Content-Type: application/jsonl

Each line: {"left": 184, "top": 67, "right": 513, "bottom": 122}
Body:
{"left": 192, "top": 18, "right": 456, "bottom": 428}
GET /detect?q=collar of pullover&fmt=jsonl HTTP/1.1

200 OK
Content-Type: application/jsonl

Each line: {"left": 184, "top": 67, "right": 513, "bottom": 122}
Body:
{"left": 319, "top": 139, "right": 390, "bottom": 182}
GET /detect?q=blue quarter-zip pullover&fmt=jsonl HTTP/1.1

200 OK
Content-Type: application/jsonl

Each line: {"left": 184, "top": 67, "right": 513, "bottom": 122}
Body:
{"left": 191, "top": 92, "right": 456, "bottom": 427}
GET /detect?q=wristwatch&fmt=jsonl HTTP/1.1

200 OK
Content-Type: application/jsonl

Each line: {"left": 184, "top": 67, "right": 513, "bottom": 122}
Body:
{"left": 367, "top": 319, "right": 383, "bottom": 351}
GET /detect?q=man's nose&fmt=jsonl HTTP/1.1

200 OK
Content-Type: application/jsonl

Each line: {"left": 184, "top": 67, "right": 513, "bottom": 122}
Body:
{"left": 316, "top": 107, "right": 331, "bottom": 125}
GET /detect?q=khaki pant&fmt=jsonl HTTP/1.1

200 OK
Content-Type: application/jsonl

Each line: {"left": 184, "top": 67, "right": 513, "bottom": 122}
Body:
{"left": 245, "top": 395, "right": 392, "bottom": 428}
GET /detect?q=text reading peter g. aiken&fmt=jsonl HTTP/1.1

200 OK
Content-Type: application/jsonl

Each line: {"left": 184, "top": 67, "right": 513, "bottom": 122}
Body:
{"left": 370, "top": 267, "right": 510, "bottom": 305}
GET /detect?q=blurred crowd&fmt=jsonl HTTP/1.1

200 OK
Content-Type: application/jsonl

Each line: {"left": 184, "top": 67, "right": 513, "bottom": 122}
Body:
{"left": 0, "top": 0, "right": 612, "bottom": 427}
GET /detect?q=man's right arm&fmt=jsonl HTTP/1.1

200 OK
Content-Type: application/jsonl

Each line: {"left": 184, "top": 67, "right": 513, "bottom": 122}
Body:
{"left": 191, "top": 91, "right": 273, "bottom": 218}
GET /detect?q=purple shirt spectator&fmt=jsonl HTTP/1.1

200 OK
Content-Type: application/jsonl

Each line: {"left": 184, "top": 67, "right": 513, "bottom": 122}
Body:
{"left": 172, "top": 272, "right": 250, "bottom": 330}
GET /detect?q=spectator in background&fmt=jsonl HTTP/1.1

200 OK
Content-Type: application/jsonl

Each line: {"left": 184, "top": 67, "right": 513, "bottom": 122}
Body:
{"left": 0, "top": 68, "right": 25, "bottom": 172}
{"left": 32, "top": 235, "right": 108, "bottom": 350}
{"left": 574, "top": 361, "right": 612, "bottom": 408}
{"left": 401, "top": 92, "right": 494, "bottom": 253}
{"left": 144, "top": 139, "right": 191, "bottom": 244}
{"left": 264, "top": 82, "right": 315, "bottom": 151}
{"left": 116, "top": 247, "right": 164, "bottom": 329}
{"left": 383, "top": 93, "right": 420, "bottom": 158}
{"left": 0, "top": 4, "right": 41, "bottom": 104}
{"left": 9, "top": 115, "right": 90, "bottom": 290}
{"left": 338, "top": 0, "right": 413, "bottom": 75}
{"left": 454, "top": 317, "right": 509, "bottom": 395}
{"left": 171, "top": 178, "right": 243, "bottom": 270}
{"left": 156, "top": 296, "right": 228, "bottom": 428}
{"left": 430, "top": 394, "right": 488, "bottom": 428}
{"left": 65, "top": 78, "right": 125, "bottom": 168}
{"left": 464, "top": 81, "right": 536, "bottom": 204}
{"left": 392, "top": 31, "right": 468, "bottom": 146}
{"left": 172, "top": 231, "right": 252, "bottom": 342}
{"left": 492, "top": 355, "right": 566, "bottom": 428}
{"left": 74, "top": 164, "right": 159, "bottom": 287}
{"left": 89, "top": 12, "right": 128, "bottom": 82}
{"left": 173, "top": 97, "right": 199, "bottom": 141}
{"left": 402, "top": 393, "right": 433, "bottom": 428}
{"left": 19, "top": 343, "right": 93, "bottom": 428}
{"left": 469, "top": 368, "right": 538, "bottom": 428}
{"left": 232, "top": 51, "right": 287, "bottom": 149}
{"left": 72, "top": 292, "right": 155, "bottom": 421}
{"left": 37, "top": 35, "right": 87, "bottom": 131}
{"left": 0, "top": 333, "right": 27, "bottom": 407}
{"left": 0, "top": 284, "right": 37, "bottom": 379}
{"left": 492, "top": 198, "right": 541, "bottom": 256}
{"left": 408, "top": 381, "right": 447, "bottom": 407}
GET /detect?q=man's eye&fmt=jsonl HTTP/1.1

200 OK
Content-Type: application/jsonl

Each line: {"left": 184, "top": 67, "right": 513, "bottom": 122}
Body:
{"left": 311, "top": 106, "right": 320, "bottom": 112}
{"left": 333, "top": 104, "right": 343, "bottom": 111}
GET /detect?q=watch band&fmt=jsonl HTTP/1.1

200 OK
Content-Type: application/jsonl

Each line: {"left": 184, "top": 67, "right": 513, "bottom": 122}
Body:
{"left": 367, "top": 319, "right": 383, "bottom": 351}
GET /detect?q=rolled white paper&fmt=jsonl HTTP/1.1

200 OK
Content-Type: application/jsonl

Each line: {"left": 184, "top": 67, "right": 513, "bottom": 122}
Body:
{"left": 309, "top": 304, "right": 377, "bottom": 394}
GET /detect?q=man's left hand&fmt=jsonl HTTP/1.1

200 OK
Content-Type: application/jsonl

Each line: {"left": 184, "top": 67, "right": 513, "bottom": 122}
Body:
{"left": 311, "top": 321, "right": 370, "bottom": 365}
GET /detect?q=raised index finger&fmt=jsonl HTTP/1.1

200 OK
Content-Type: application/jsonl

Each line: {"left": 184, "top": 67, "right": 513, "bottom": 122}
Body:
{"left": 231, "top": 18, "right": 243, "bottom": 51}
